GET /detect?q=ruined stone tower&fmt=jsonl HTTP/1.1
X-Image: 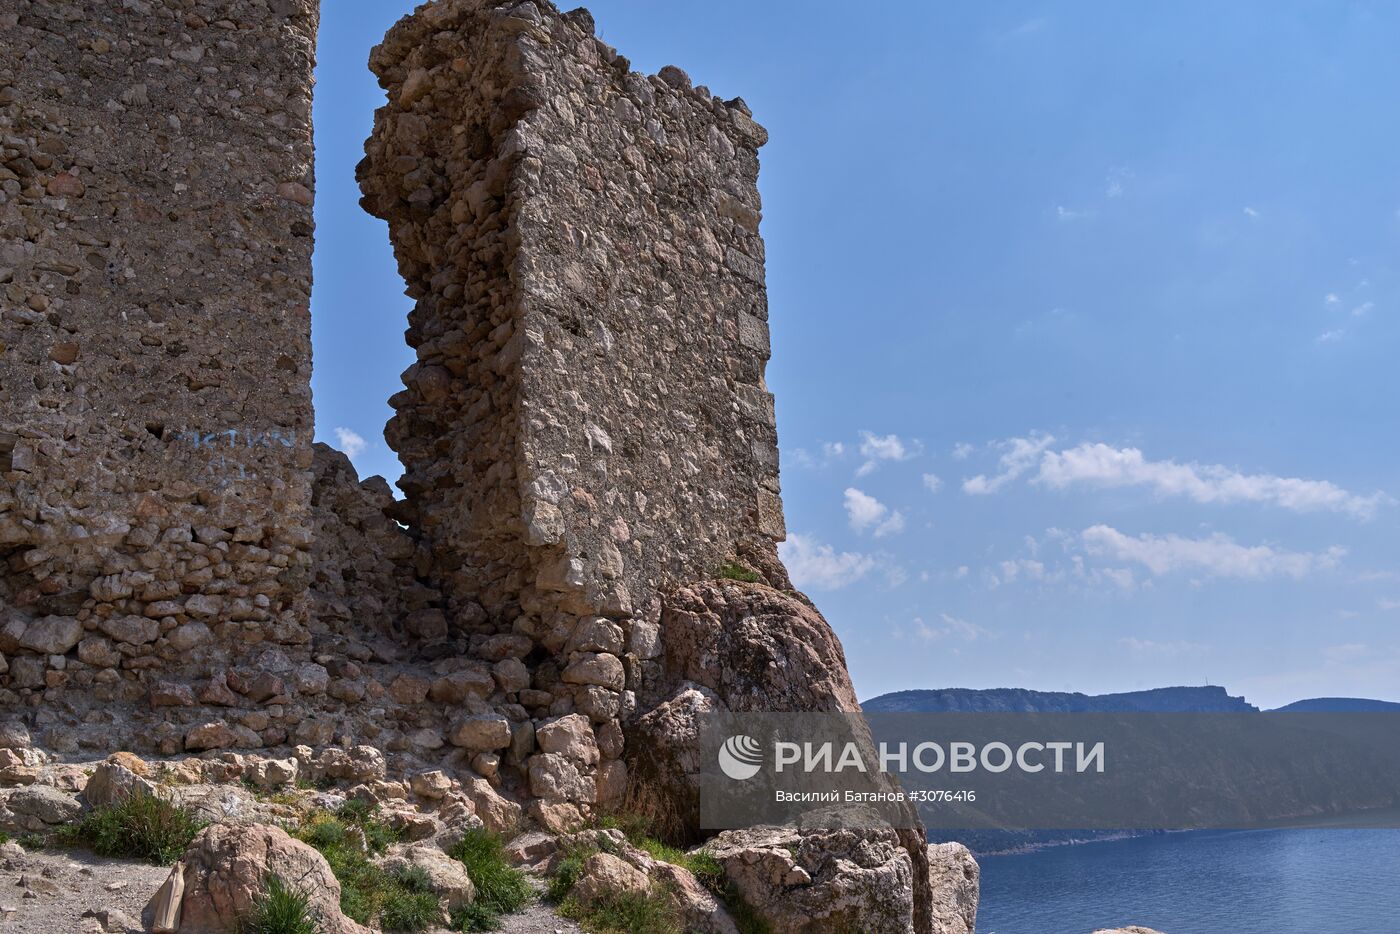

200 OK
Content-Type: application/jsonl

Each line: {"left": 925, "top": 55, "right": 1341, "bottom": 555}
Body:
{"left": 359, "top": 0, "right": 786, "bottom": 633}
{"left": 1, "top": 0, "right": 320, "bottom": 667}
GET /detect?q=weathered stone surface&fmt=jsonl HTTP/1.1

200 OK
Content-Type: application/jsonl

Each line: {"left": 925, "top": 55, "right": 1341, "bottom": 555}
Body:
{"left": 82, "top": 758, "right": 158, "bottom": 809}
{"left": 449, "top": 714, "right": 513, "bottom": 751}
{"left": 379, "top": 843, "right": 476, "bottom": 912}
{"left": 4, "top": 785, "right": 81, "bottom": 827}
{"left": 0, "top": 0, "right": 318, "bottom": 672}
{"left": 178, "top": 822, "right": 370, "bottom": 934}
{"left": 927, "top": 842, "right": 979, "bottom": 934}
{"left": 706, "top": 825, "right": 915, "bottom": 934}
{"left": 360, "top": 0, "right": 786, "bottom": 631}
{"left": 0, "top": 614, "right": 82, "bottom": 655}
{"left": 569, "top": 852, "right": 650, "bottom": 906}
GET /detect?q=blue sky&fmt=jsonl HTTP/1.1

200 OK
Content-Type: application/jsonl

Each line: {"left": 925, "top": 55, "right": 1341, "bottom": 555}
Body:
{"left": 311, "top": 1, "right": 1400, "bottom": 709}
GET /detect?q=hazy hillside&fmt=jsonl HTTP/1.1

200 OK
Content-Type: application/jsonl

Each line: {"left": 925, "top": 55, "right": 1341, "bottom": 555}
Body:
{"left": 1274, "top": 697, "right": 1400, "bottom": 712}
{"left": 863, "top": 685, "right": 1258, "bottom": 713}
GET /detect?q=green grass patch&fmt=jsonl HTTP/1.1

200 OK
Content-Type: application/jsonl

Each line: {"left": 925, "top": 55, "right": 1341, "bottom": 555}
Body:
{"left": 238, "top": 874, "right": 320, "bottom": 934}
{"left": 446, "top": 830, "right": 533, "bottom": 930}
{"left": 57, "top": 794, "right": 204, "bottom": 865}
{"left": 594, "top": 815, "right": 769, "bottom": 934}
{"left": 716, "top": 562, "right": 761, "bottom": 583}
{"left": 293, "top": 803, "right": 442, "bottom": 929}
{"left": 559, "top": 887, "right": 684, "bottom": 934}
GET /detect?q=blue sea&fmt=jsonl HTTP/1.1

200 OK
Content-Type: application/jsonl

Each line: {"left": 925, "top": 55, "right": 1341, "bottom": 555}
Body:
{"left": 975, "top": 828, "right": 1400, "bottom": 934}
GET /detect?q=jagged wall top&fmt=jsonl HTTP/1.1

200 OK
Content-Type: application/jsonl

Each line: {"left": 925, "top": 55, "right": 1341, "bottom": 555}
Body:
{"left": 362, "top": 0, "right": 786, "bottom": 626}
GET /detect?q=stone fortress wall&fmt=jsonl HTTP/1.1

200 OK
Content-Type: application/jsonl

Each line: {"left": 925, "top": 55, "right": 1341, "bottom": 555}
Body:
{"left": 1, "top": 1, "right": 962, "bottom": 929}
{"left": 1, "top": 0, "right": 320, "bottom": 687}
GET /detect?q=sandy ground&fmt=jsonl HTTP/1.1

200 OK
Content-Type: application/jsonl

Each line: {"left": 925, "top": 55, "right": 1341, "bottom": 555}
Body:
{"left": 0, "top": 844, "right": 167, "bottom": 932}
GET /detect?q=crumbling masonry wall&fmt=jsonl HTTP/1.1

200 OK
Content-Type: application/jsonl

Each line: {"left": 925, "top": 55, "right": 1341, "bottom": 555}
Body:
{"left": 360, "top": 0, "right": 785, "bottom": 636}
{"left": 1, "top": 1, "right": 318, "bottom": 690}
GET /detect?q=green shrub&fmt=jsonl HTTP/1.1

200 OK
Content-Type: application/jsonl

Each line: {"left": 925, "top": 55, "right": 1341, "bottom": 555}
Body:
{"left": 716, "top": 562, "right": 761, "bottom": 583}
{"left": 293, "top": 806, "right": 441, "bottom": 931}
{"left": 594, "top": 815, "right": 767, "bottom": 934}
{"left": 544, "top": 842, "right": 598, "bottom": 904}
{"left": 58, "top": 794, "right": 204, "bottom": 865}
{"left": 238, "top": 875, "right": 320, "bottom": 934}
{"left": 446, "top": 830, "right": 532, "bottom": 930}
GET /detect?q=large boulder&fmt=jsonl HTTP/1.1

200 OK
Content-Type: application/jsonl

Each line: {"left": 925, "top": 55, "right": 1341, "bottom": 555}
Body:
{"left": 176, "top": 822, "right": 370, "bottom": 934}
{"left": 1, "top": 785, "right": 82, "bottom": 831}
{"left": 655, "top": 581, "right": 861, "bottom": 713}
{"left": 83, "top": 756, "right": 159, "bottom": 809}
{"left": 705, "top": 824, "right": 916, "bottom": 934}
{"left": 379, "top": 843, "right": 475, "bottom": 914}
{"left": 569, "top": 852, "right": 650, "bottom": 906}
{"left": 926, "top": 842, "right": 979, "bottom": 934}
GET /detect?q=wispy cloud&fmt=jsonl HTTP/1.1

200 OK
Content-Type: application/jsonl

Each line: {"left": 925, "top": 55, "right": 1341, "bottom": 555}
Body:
{"left": 1242, "top": 206, "right": 1259, "bottom": 219}
{"left": 844, "top": 488, "right": 905, "bottom": 538}
{"left": 952, "top": 442, "right": 975, "bottom": 461}
{"left": 1105, "top": 167, "right": 1132, "bottom": 198}
{"left": 791, "top": 441, "right": 846, "bottom": 469}
{"left": 778, "top": 534, "right": 875, "bottom": 591}
{"left": 856, "top": 431, "right": 919, "bottom": 477}
{"left": 1316, "top": 329, "right": 1345, "bottom": 343}
{"left": 922, "top": 473, "right": 943, "bottom": 493}
{"left": 1056, "top": 205, "right": 1091, "bottom": 222}
{"left": 911, "top": 613, "right": 989, "bottom": 643}
{"left": 1082, "top": 525, "right": 1344, "bottom": 580}
{"left": 1037, "top": 442, "right": 1390, "bottom": 520}
{"left": 962, "top": 432, "right": 1055, "bottom": 495}
{"left": 333, "top": 427, "right": 368, "bottom": 459}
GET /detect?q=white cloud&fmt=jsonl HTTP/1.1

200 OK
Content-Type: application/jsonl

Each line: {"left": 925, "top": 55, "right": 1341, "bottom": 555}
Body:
{"left": 778, "top": 534, "right": 875, "bottom": 591}
{"left": 1243, "top": 206, "right": 1259, "bottom": 219}
{"left": 1325, "top": 293, "right": 1340, "bottom": 305}
{"left": 333, "top": 427, "right": 368, "bottom": 459}
{"left": 952, "top": 442, "right": 975, "bottom": 460}
{"left": 1056, "top": 205, "right": 1089, "bottom": 222}
{"left": 1118, "top": 637, "right": 1207, "bottom": 658}
{"left": 1082, "top": 525, "right": 1344, "bottom": 580}
{"left": 922, "top": 473, "right": 943, "bottom": 493}
{"left": 856, "top": 431, "right": 918, "bottom": 477}
{"left": 1379, "top": 598, "right": 1400, "bottom": 611}
{"left": 962, "top": 432, "right": 1056, "bottom": 495}
{"left": 843, "top": 488, "right": 905, "bottom": 537}
{"left": 911, "top": 613, "right": 988, "bottom": 642}
{"left": 1036, "top": 442, "right": 1390, "bottom": 520}
{"left": 1352, "top": 301, "right": 1374, "bottom": 318}
{"left": 1317, "top": 329, "right": 1345, "bottom": 343}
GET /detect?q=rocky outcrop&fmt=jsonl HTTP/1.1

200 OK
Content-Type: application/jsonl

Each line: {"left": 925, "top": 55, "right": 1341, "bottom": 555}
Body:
{"left": 177, "top": 822, "right": 370, "bottom": 934}
{"left": 926, "top": 843, "right": 979, "bottom": 934}
{"left": 705, "top": 825, "right": 916, "bottom": 934}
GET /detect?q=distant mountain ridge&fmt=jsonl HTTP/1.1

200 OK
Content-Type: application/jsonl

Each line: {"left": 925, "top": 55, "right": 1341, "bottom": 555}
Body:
{"left": 863, "top": 685, "right": 1258, "bottom": 713}
{"left": 1273, "top": 697, "right": 1400, "bottom": 713}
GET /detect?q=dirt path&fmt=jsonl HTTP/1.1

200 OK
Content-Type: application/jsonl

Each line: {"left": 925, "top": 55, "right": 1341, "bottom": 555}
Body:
{"left": 0, "top": 843, "right": 167, "bottom": 932}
